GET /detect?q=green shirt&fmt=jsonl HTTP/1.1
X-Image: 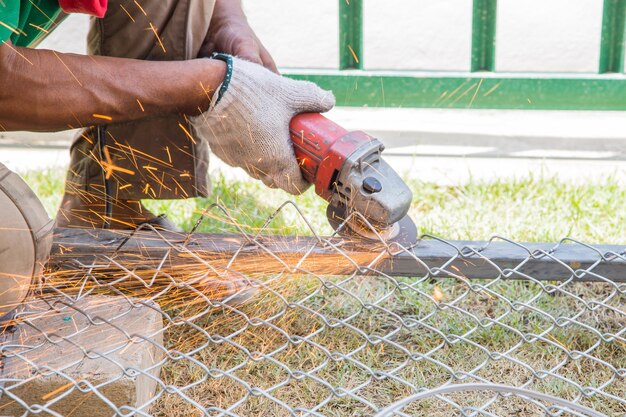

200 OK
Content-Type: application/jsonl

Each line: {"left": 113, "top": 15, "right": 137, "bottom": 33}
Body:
{"left": 0, "top": 0, "right": 62, "bottom": 47}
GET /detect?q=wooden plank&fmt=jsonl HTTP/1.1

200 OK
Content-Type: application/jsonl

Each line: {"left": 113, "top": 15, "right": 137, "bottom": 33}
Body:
{"left": 0, "top": 296, "right": 164, "bottom": 416}
{"left": 49, "top": 228, "right": 626, "bottom": 283}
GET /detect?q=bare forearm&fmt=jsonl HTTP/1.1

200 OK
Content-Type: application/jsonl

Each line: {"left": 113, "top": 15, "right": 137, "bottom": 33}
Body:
{"left": 0, "top": 43, "right": 226, "bottom": 131}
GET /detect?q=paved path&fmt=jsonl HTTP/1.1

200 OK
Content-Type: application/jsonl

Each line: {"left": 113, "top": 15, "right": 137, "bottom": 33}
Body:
{"left": 2, "top": 108, "right": 625, "bottom": 185}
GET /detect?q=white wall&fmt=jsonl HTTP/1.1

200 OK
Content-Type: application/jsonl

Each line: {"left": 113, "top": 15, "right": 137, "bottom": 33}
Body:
{"left": 496, "top": 0, "right": 603, "bottom": 73}
{"left": 363, "top": 0, "right": 472, "bottom": 71}
{"left": 38, "top": 1, "right": 618, "bottom": 73}
{"left": 37, "top": 13, "right": 89, "bottom": 54}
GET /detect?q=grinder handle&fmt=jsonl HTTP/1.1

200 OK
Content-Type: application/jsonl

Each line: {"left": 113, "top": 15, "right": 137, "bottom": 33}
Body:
{"left": 289, "top": 113, "right": 349, "bottom": 184}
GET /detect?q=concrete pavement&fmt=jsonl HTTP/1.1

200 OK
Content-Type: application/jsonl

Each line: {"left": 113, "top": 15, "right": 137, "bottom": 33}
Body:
{"left": 3, "top": 108, "right": 626, "bottom": 185}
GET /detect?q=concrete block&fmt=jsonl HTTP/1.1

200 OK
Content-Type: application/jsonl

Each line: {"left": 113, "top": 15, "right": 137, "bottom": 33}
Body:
{"left": 0, "top": 296, "right": 164, "bottom": 416}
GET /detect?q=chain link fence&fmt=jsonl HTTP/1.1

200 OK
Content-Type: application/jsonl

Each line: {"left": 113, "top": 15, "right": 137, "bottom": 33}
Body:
{"left": 1, "top": 202, "right": 624, "bottom": 416}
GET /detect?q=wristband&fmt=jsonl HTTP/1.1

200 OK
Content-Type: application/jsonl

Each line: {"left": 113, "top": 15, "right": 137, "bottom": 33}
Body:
{"left": 210, "top": 53, "right": 233, "bottom": 106}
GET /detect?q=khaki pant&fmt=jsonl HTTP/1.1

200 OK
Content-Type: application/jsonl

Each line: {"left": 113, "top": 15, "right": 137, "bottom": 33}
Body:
{"left": 65, "top": 0, "right": 215, "bottom": 202}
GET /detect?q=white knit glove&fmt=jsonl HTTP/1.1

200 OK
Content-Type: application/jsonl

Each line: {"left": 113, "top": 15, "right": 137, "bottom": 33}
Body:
{"left": 190, "top": 55, "right": 335, "bottom": 195}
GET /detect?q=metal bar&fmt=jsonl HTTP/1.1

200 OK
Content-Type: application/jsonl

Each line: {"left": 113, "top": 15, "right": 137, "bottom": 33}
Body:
{"left": 339, "top": 0, "right": 363, "bottom": 70}
{"left": 49, "top": 228, "right": 626, "bottom": 283}
{"left": 599, "top": 0, "right": 626, "bottom": 73}
{"left": 471, "top": 0, "right": 498, "bottom": 72}
{"left": 285, "top": 70, "right": 626, "bottom": 110}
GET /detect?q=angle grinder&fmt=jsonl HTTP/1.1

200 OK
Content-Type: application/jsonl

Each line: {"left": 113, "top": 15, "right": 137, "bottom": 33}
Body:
{"left": 290, "top": 113, "right": 417, "bottom": 245}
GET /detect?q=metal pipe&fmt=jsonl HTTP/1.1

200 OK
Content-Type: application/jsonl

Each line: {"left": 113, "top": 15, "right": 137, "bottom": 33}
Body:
{"left": 471, "top": 0, "right": 498, "bottom": 72}
{"left": 49, "top": 228, "right": 626, "bottom": 283}
{"left": 599, "top": 0, "right": 626, "bottom": 73}
{"left": 339, "top": 0, "right": 363, "bottom": 70}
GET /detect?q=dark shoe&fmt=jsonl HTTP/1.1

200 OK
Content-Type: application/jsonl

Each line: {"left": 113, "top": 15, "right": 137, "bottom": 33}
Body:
{"left": 56, "top": 194, "right": 183, "bottom": 232}
{"left": 141, "top": 214, "right": 184, "bottom": 233}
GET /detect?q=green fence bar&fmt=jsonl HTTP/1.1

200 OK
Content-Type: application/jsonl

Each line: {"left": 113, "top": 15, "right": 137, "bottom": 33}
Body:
{"left": 599, "top": 0, "right": 626, "bottom": 73}
{"left": 285, "top": 0, "right": 626, "bottom": 111}
{"left": 339, "top": 0, "right": 363, "bottom": 70}
{"left": 471, "top": 0, "right": 498, "bottom": 72}
{"left": 286, "top": 70, "right": 626, "bottom": 110}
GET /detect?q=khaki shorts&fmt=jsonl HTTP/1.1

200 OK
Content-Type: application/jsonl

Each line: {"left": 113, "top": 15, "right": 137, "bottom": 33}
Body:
{"left": 65, "top": 0, "right": 215, "bottom": 201}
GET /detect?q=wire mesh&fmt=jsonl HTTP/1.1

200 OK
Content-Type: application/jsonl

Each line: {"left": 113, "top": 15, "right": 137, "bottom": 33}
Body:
{"left": 1, "top": 202, "right": 624, "bottom": 417}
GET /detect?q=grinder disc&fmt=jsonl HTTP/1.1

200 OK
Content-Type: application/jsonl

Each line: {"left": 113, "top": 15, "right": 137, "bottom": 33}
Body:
{"left": 326, "top": 205, "right": 418, "bottom": 246}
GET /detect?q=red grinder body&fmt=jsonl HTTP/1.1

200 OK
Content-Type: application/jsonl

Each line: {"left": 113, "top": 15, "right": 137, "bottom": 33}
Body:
{"left": 289, "top": 113, "right": 414, "bottom": 234}
{"left": 289, "top": 113, "right": 374, "bottom": 201}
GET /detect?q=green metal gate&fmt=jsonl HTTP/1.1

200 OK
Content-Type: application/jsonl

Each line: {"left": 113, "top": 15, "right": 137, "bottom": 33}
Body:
{"left": 286, "top": 0, "right": 626, "bottom": 110}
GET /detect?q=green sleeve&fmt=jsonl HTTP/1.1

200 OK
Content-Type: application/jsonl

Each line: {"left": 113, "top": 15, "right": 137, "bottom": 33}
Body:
{"left": 0, "top": 0, "right": 62, "bottom": 47}
{"left": 0, "top": 0, "right": 21, "bottom": 43}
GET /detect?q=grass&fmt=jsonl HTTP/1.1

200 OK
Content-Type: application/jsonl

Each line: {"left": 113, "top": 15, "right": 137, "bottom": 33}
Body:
{"left": 20, "top": 167, "right": 626, "bottom": 416}
{"left": 22, "top": 167, "right": 626, "bottom": 243}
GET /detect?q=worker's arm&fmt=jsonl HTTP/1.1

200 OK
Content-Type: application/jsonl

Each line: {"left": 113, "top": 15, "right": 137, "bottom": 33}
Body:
{"left": 200, "top": 0, "right": 278, "bottom": 73}
{"left": 0, "top": 42, "right": 226, "bottom": 132}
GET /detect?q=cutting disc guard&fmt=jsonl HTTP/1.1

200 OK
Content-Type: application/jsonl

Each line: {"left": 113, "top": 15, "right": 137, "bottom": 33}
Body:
{"left": 326, "top": 205, "right": 418, "bottom": 247}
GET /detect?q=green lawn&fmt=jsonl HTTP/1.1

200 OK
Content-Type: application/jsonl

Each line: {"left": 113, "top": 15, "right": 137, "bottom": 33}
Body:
{"left": 22, "top": 167, "right": 626, "bottom": 243}
{"left": 21, "top": 166, "right": 626, "bottom": 416}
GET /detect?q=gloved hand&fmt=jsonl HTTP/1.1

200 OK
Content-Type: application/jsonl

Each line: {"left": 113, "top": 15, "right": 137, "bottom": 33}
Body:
{"left": 190, "top": 55, "right": 335, "bottom": 195}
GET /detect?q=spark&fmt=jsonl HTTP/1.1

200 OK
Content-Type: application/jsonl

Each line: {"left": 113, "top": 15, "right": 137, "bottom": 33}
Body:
{"left": 347, "top": 45, "right": 359, "bottom": 64}
{"left": 114, "top": 143, "right": 173, "bottom": 168}
{"left": 120, "top": 4, "right": 136, "bottom": 22}
{"left": 102, "top": 145, "right": 136, "bottom": 179}
{"left": 53, "top": 51, "right": 82, "bottom": 86}
{"left": 448, "top": 82, "right": 478, "bottom": 107}
{"left": 433, "top": 90, "right": 449, "bottom": 107}
{"left": 468, "top": 78, "right": 483, "bottom": 108}
{"left": 546, "top": 333, "right": 570, "bottom": 351}
{"left": 65, "top": 392, "right": 94, "bottom": 416}
{"left": 482, "top": 81, "right": 502, "bottom": 97}
{"left": 133, "top": 0, "right": 147, "bottom": 16}
{"left": 103, "top": 215, "right": 141, "bottom": 229}
{"left": 41, "top": 381, "right": 73, "bottom": 400}
{"left": 1, "top": 41, "right": 33, "bottom": 65}
{"left": 178, "top": 123, "right": 196, "bottom": 144}
{"left": 439, "top": 80, "right": 468, "bottom": 106}
{"left": 80, "top": 132, "right": 94, "bottom": 144}
{"left": 164, "top": 146, "right": 172, "bottom": 164}
{"left": 93, "top": 113, "right": 113, "bottom": 121}
{"left": 136, "top": 98, "right": 145, "bottom": 112}
{"left": 0, "top": 21, "right": 20, "bottom": 35}
{"left": 172, "top": 178, "right": 189, "bottom": 198}
{"left": 28, "top": 0, "right": 57, "bottom": 25}
{"left": 149, "top": 22, "right": 166, "bottom": 54}
{"left": 126, "top": 200, "right": 142, "bottom": 214}
{"left": 28, "top": 22, "right": 49, "bottom": 34}
{"left": 145, "top": 168, "right": 172, "bottom": 192}
{"left": 143, "top": 183, "right": 157, "bottom": 198}
{"left": 58, "top": 245, "right": 71, "bottom": 255}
